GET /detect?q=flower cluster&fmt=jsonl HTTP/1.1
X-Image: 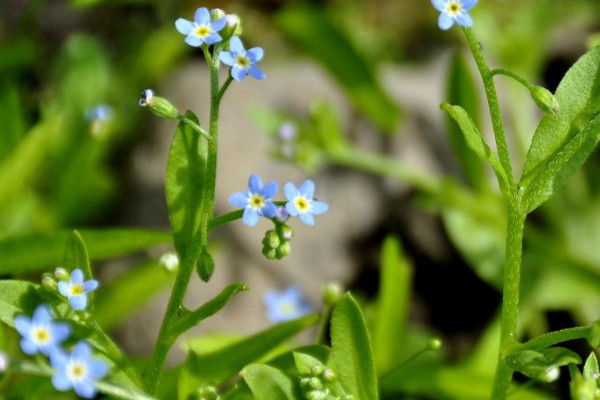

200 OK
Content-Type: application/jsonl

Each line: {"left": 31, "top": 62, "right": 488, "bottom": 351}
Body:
{"left": 175, "top": 7, "right": 265, "bottom": 82}
{"left": 298, "top": 361, "right": 343, "bottom": 400}
{"left": 13, "top": 269, "right": 106, "bottom": 398}
{"left": 229, "top": 174, "right": 329, "bottom": 227}
{"left": 263, "top": 286, "right": 313, "bottom": 323}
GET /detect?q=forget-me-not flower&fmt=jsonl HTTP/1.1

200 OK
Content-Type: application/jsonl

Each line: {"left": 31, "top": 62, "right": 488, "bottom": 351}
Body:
{"left": 263, "top": 286, "right": 313, "bottom": 323}
{"left": 15, "top": 304, "right": 70, "bottom": 356}
{"left": 229, "top": 174, "right": 278, "bottom": 226}
{"left": 58, "top": 269, "right": 99, "bottom": 311}
{"left": 431, "top": 0, "right": 477, "bottom": 30}
{"left": 175, "top": 7, "right": 226, "bottom": 47}
{"left": 50, "top": 341, "right": 108, "bottom": 399}
{"left": 219, "top": 36, "right": 265, "bottom": 81}
{"left": 284, "top": 180, "right": 328, "bottom": 226}
{"left": 84, "top": 105, "right": 112, "bottom": 122}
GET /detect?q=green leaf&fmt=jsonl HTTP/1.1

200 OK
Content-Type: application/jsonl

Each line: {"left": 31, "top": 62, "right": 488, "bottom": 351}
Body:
{"left": 64, "top": 230, "right": 95, "bottom": 309}
{"left": 505, "top": 347, "right": 581, "bottom": 381}
{"left": 243, "top": 364, "right": 301, "bottom": 400}
{"left": 0, "top": 280, "right": 42, "bottom": 328}
{"left": 583, "top": 353, "right": 599, "bottom": 380}
{"left": 0, "top": 81, "right": 28, "bottom": 160}
{"left": 445, "top": 51, "right": 486, "bottom": 189}
{"left": 268, "top": 345, "right": 331, "bottom": 375}
{"left": 0, "top": 228, "right": 171, "bottom": 275}
{"left": 165, "top": 110, "right": 207, "bottom": 265}
{"left": 521, "top": 47, "right": 600, "bottom": 212}
{"left": 95, "top": 381, "right": 161, "bottom": 400}
{"left": 276, "top": 4, "right": 399, "bottom": 133}
{"left": 181, "top": 314, "right": 318, "bottom": 389}
{"left": 167, "top": 283, "right": 249, "bottom": 339}
{"left": 441, "top": 103, "right": 509, "bottom": 191}
{"left": 293, "top": 352, "right": 327, "bottom": 376}
{"left": 94, "top": 259, "right": 170, "bottom": 330}
{"left": 330, "top": 294, "right": 378, "bottom": 400}
{"left": 372, "top": 236, "right": 412, "bottom": 374}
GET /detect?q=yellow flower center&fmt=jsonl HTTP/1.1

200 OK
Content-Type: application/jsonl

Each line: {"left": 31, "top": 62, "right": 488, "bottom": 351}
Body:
{"left": 250, "top": 194, "right": 265, "bottom": 209}
{"left": 236, "top": 56, "right": 250, "bottom": 68}
{"left": 295, "top": 197, "right": 309, "bottom": 212}
{"left": 280, "top": 302, "right": 294, "bottom": 315}
{"left": 33, "top": 328, "right": 50, "bottom": 344}
{"left": 68, "top": 362, "right": 87, "bottom": 381}
{"left": 70, "top": 284, "right": 84, "bottom": 296}
{"left": 195, "top": 26, "right": 211, "bottom": 37}
{"left": 446, "top": 1, "right": 462, "bottom": 15}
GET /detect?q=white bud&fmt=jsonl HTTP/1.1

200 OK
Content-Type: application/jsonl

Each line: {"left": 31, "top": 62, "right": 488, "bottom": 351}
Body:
{"left": 0, "top": 352, "right": 9, "bottom": 372}
{"left": 160, "top": 252, "right": 179, "bottom": 272}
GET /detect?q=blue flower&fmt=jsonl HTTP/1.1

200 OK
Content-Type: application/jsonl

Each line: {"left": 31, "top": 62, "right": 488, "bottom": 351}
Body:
{"left": 229, "top": 174, "right": 278, "bottom": 226}
{"left": 219, "top": 36, "right": 265, "bottom": 81}
{"left": 263, "top": 286, "right": 313, "bottom": 323}
{"left": 84, "top": 105, "right": 112, "bottom": 122}
{"left": 431, "top": 0, "right": 477, "bottom": 30}
{"left": 284, "top": 180, "right": 329, "bottom": 226}
{"left": 58, "top": 269, "right": 99, "bottom": 311}
{"left": 50, "top": 341, "right": 108, "bottom": 399}
{"left": 14, "top": 304, "right": 70, "bottom": 356}
{"left": 175, "top": 7, "right": 227, "bottom": 47}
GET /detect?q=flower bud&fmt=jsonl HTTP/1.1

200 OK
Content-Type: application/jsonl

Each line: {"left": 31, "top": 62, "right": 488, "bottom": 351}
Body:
{"left": 197, "top": 249, "right": 215, "bottom": 282}
{"left": 322, "top": 282, "right": 343, "bottom": 306}
{"left": 311, "top": 365, "right": 325, "bottom": 376}
{"left": 540, "top": 366, "right": 560, "bottom": 383}
{"left": 159, "top": 252, "right": 179, "bottom": 274}
{"left": 54, "top": 267, "right": 70, "bottom": 281}
{"left": 42, "top": 274, "right": 58, "bottom": 291}
{"left": 278, "top": 224, "right": 294, "bottom": 241}
{"left": 263, "top": 230, "right": 281, "bottom": 249}
{"left": 139, "top": 89, "right": 179, "bottom": 120}
{"left": 308, "top": 377, "right": 323, "bottom": 390}
{"left": 276, "top": 241, "right": 291, "bottom": 259}
{"left": 570, "top": 371, "right": 597, "bottom": 400}
{"left": 211, "top": 8, "right": 226, "bottom": 21}
{"left": 222, "top": 14, "right": 241, "bottom": 41}
{"left": 0, "top": 352, "right": 8, "bottom": 373}
{"left": 263, "top": 247, "right": 278, "bottom": 260}
{"left": 530, "top": 86, "right": 560, "bottom": 114}
{"left": 428, "top": 338, "right": 443, "bottom": 351}
{"left": 323, "top": 368, "right": 336, "bottom": 382}
{"left": 306, "top": 389, "right": 329, "bottom": 400}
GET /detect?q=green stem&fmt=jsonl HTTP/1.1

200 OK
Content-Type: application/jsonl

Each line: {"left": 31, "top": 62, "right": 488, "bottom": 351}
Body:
{"left": 488, "top": 69, "right": 536, "bottom": 91}
{"left": 490, "top": 198, "right": 525, "bottom": 400}
{"left": 314, "top": 304, "right": 333, "bottom": 345}
{"left": 520, "top": 326, "right": 591, "bottom": 351}
{"left": 463, "top": 28, "right": 515, "bottom": 189}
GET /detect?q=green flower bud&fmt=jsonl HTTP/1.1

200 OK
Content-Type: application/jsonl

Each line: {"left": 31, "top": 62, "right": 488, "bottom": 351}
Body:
{"left": 41, "top": 274, "right": 58, "bottom": 291}
{"left": 428, "top": 338, "right": 443, "bottom": 351}
{"left": 311, "top": 365, "right": 325, "bottom": 376}
{"left": 278, "top": 224, "right": 294, "bottom": 241}
{"left": 197, "top": 249, "right": 215, "bottom": 282}
{"left": 139, "top": 89, "right": 179, "bottom": 120}
{"left": 221, "top": 14, "right": 241, "bottom": 41}
{"left": 570, "top": 372, "right": 598, "bottom": 400}
{"left": 263, "top": 230, "right": 281, "bottom": 249}
{"left": 308, "top": 377, "right": 323, "bottom": 390}
{"left": 54, "top": 267, "right": 70, "bottom": 281}
{"left": 211, "top": 8, "right": 226, "bottom": 21}
{"left": 306, "top": 390, "right": 328, "bottom": 400}
{"left": 0, "top": 351, "right": 9, "bottom": 373}
{"left": 263, "top": 247, "right": 278, "bottom": 260}
{"left": 322, "top": 368, "right": 336, "bottom": 382}
{"left": 530, "top": 86, "right": 560, "bottom": 114}
{"left": 322, "top": 282, "right": 343, "bottom": 306}
{"left": 159, "top": 252, "right": 179, "bottom": 274}
{"left": 300, "top": 377, "right": 312, "bottom": 389}
{"left": 276, "top": 241, "right": 291, "bottom": 259}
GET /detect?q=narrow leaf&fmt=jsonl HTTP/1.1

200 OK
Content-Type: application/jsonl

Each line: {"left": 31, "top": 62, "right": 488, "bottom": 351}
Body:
{"left": 0, "top": 280, "right": 42, "bottom": 328}
{"left": 293, "top": 352, "right": 327, "bottom": 375}
{"left": 243, "top": 364, "right": 300, "bottom": 400}
{"left": 583, "top": 353, "right": 599, "bottom": 380}
{"left": 330, "top": 294, "right": 378, "bottom": 400}
{"left": 95, "top": 381, "right": 161, "bottom": 400}
{"left": 0, "top": 228, "right": 170, "bottom": 275}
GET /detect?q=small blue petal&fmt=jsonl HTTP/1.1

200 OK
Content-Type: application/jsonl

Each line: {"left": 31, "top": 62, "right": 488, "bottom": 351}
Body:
{"left": 58, "top": 281, "right": 70, "bottom": 297}
{"left": 248, "top": 65, "right": 265, "bottom": 80}
{"left": 229, "top": 36, "right": 245, "bottom": 54}
{"left": 74, "top": 381, "right": 96, "bottom": 399}
{"left": 71, "top": 269, "right": 84, "bottom": 284}
{"left": 20, "top": 338, "right": 38, "bottom": 355}
{"left": 82, "top": 280, "right": 98, "bottom": 293}
{"left": 52, "top": 373, "right": 72, "bottom": 391}
{"left": 438, "top": 12, "right": 455, "bottom": 30}
{"left": 462, "top": 0, "right": 478, "bottom": 10}
{"left": 263, "top": 291, "right": 279, "bottom": 307}
{"left": 89, "top": 360, "right": 108, "bottom": 379}
{"left": 15, "top": 316, "right": 31, "bottom": 336}
{"left": 229, "top": 192, "right": 249, "bottom": 208}
{"left": 219, "top": 51, "right": 236, "bottom": 67}
{"left": 33, "top": 305, "right": 52, "bottom": 324}
{"left": 243, "top": 208, "right": 260, "bottom": 226}
{"left": 431, "top": 0, "right": 446, "bottom": 11}
{"left": 185, "top": 35, "right": 204, "bottom": 47}
{"left": 231, "top": 66, "right": 247, "bottom": 81}
{"left": 311, "top": 201, "right": 329, "bottom": 215}
{"left": 248, "top": 174, "right": 262, "bottom": 194}
{"left": 50, "top": 323, "right": 71, "bottom": 343}
{"left": 204, "top": 32, "right": 222, "bottom": 45}
{"left": 72, "top": 341, "right": 92, "bottom": 361}
{"left": 261, "top": 181, "right": 278, "bottom": 199}
{"left": 262, "top": 202, "right": 278, "bottom": 218}
{"left": 283, "top": 286, "right": 302, "bottom": 300}
{"left": 456, "top": 12, "right": 473, "bottom": 27}
{"left": 247, "top": 48, "right": 264, "bottom": 62}
{"left": 50, "top": 350, "right": 69, "bottom": 369}
{"left": 175, "top": 18, "right": 194, "bottom": 35}
{"left": 194, "top": 7, "right": 210, "bottom": 25}
{"left": 298, "top": 180, "right": 315, "bottom": 198}
{"left": 70, "top": 294, "right": 88, "bottom": 311}
{"left": 210, "top": 18, "right": 227, "bottom": 32}
{"left": 299, "top": 212, "right": 315, "bottom": 226}
{"left": 284, "top": 182, "right": 298, "bottom": 201}
{"left": 285, "top": 201, "right": 299, "bottom": 217}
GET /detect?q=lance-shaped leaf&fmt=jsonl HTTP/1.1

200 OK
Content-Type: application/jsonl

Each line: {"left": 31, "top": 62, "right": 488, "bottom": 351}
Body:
{"left": 0, "top": 280, "right": 42, "bottom": 328}
{"left": 505, "top": 347, "right": 581, "bottom": 381}
{"left": 520, "top": 47, "right": 600, "bottom": 213}
{"left": 293, "top": 352, "right": 327, "bottom": 376}
{"left": 330, "top": 294, "right": 378, "bottom": 400}
{"left": 583, "top": 353, "right": 599, "bottom": 380}
{"left": 441, "top": 103, "right": 509, "bottom": 191}
{"left": 165, "top": 110, "right": 207, "bottom": 263}
{"left": 243, "top": 364, "right": 301, "bottom": 400}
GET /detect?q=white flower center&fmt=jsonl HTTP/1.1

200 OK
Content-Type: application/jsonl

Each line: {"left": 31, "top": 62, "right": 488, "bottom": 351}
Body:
{"left": 32, "top": 326, "right": 51, "bottom": 345}
{"left": 67, "top": 361, "right": 88, "bottom": 382}
{"left": 446, "top": 1, "right": 462, "bottom": 15}
{"left": 294, "top": 197, "right": 310, "bottom": 212}
{"left": 236, "top": 55, "right": 250, "bottom": 68}
{"left": 249, "top": 194, "right": 265, "bottom": 210}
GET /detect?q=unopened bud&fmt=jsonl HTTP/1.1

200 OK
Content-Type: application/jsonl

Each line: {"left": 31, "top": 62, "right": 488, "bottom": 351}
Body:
{"left": 530, "top": 86, "right": 560, "bottom": 114}
{"left": 0, "top": 352, "right": 8, "bottom": 373}
{"left": 54, "top": 267, "right": 69, "bottom": 281}
{"left": 322, "top": 282, "right": 343, "bottom": 306}
{"left": 159, "top": 252, "right": 179, "bottom": 273}
{"left": 139, "top": 89, "right": 179, "bottom": 120}
{"left": 278, "top": 224, "right": 294, "bottom": 241}
{"left": 263, "top": 230, "right": 280, "bottom": 249}
{"left": 323, "top": 368, "right": 336, "bottom": 382}
{"left": 306, "top": 389, "right": 329, "bottom": 400}
{"left": 42, "top": 274, "right": 58, "bottom": 291}
{"left": 197, "top": 249, "right": 215, "bottom": 282}
{"left": 311, "top": 365, "right": 325, "bottom": 376}
{"left": 540, "top": 366, "right": 560, "bottom": 383}
{"left": 263, "top": 247, "right": 277, "bottom": 260}
{"left": 276, "top": 241, "right": 291, "bottom": 259}
{"left": 222, "top": 14, "right": 241, "bottom": 41}
{"left": 211, "top": 8, "right": 226, "bottom": 21}
{"left": 308, "top": 377, "right": 323, "bottom": 390}
{"left": 428, "top": 338, "right": 443, "bottom": 351}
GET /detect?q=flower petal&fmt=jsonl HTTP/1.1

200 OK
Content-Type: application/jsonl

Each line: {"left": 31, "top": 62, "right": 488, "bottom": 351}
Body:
{"left": 248, "top": 174, "right": 262, "bottom": 193}
{"left": 242, "top": 208, "right": 259, "bottom": 226}
{"left": 74, "top": 381, "right": 96, "bottom": 399}
{"left": 82, "top": 280, "right": 98, "bottom": 293}
{"left": 229, "top": 36, "right": 245, "bottom": 54}
{"left": 194, "top": 7, "right": 210, "bottom": 25}
{"left": 175, "top": 18, "right": 194, "bottom": 35}
{"left": 52, "top": 373, "right": 72, "bottom": 391}
{"left": 15, "top": 315, "right": 31, "bottom": 336}
{"left": 261, "top": 202, "right": 278, "bottom": 218}
{"left": 71, "top": 269, "right": 84, "bottom": 284}
{"left": 72, "top": 341, "right": 92, "bottom": 361}
{"left": 283, "top": 286, "right": 302, "bottom": 301}
{"left": 89, "top": 360, "right": 108, "bottom": 379}
{"left": 261, "top": 181, "right": 278, "bottom": 199}
{"left": 70, "top": 294, "right": 88, "bottom": 311}
{"left": 298, "top": 180, "right": 315, "bottom": 199}
{"left": 229, "top": 192, "right": 249, "bottom": 208}
{"left": 231, "top": 65, "right": 247, "bottom": 81}
{"left": 431, "top": 0, "right": 446, "bottom": 11}
{"left": 248, "top": 65, "right": 266, "bottom": 80}
{"left": 58, "top": 281, "right": 70, "bottom": 297}
{"left": 285, "top": 201, "right": 299, "bottom": 217}
{"left": 310, "top": 201, "right": 329, "bottom": 215}
{"left": 438, "top": 12, "right": 455, "bottom": 30}
{"left": 20, "top": 338, "right": 38, "bottom": 355}
{"left": 185, "top": 34, "right": 204, "bottom": 47}
{"left": 462, "top": 0, "right": 478, "bottom": 10}
{"left": 50, "top": 350, "right": 69, "bottom": 368}
{"left": 210, "top": 17, "right": 227, "bottom": 32}
{"left": 33, "top": 305, "right": 52, "bottom": 324}
{"left": 299, "top": 212, "right": 315, "bottom": 226}
{"left": 204, "top": 32, "right": 222, "bottom": 45}
{"left": 455, "top": 12, "right": 473, "bottom": 27}
{"left": 247, "top": 47, "right": 264, "bottom": 62}
{"left": 219, "top": 51, "right": 236, "bottom": 66}
{"left": 50, "top": 323, "right": 71, "bottom": 343}
{"left": 284, "top": 182, "right": 298, "bottom": 201}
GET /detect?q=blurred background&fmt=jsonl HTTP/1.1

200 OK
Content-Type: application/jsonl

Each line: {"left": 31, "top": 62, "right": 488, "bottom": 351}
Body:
{"left": 2, "top": 0, "right": 600, "bottom": 398}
